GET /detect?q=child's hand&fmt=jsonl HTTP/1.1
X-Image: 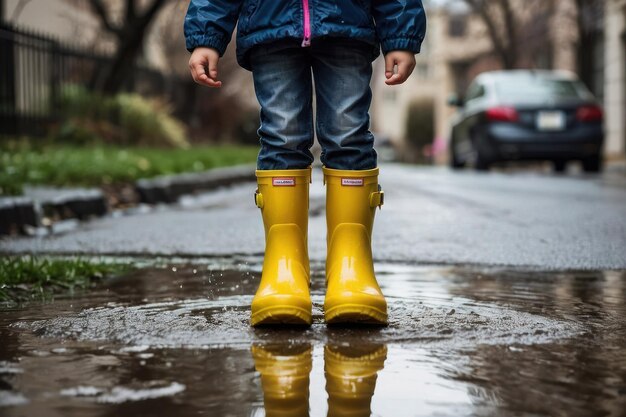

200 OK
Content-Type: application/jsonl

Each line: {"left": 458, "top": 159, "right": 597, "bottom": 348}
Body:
{"left": 189, "top": 47, "right": 222, "bottom": 88}
{"left": 384, "top": 50, "right": 416, "bottom": 86}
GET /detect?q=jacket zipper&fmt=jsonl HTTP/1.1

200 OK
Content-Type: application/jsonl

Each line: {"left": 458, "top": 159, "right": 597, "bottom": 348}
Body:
{"left": 301, "top": 0, "right": 311, "bottom": 47}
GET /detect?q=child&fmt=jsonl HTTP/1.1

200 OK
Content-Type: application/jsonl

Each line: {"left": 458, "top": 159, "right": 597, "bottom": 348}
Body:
{"left": 185, "top": 0, "right": 426, "bottom": 326}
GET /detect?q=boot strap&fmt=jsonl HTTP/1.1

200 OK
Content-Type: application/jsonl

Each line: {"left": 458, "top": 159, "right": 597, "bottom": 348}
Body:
{"left": 254, "top": 189, "right": 264, "bottom": 208}
{"left": 369, "top": 186, "right": 384, "bottom": 209}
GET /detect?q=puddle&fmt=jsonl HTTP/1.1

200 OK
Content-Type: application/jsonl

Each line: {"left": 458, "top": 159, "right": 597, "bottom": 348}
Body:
{"left": 0, "top": 263, "right": 625, "bottom": 416}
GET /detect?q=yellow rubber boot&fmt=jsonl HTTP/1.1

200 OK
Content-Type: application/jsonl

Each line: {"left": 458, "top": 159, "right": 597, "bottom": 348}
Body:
{"left": 251, "top": 169, "right": 312, "bottom": 326}
{"left": 251, "top": 344, "right": 312, "bottom": 417}
{"left": 323, "top": 167, "right": 387, "bottom": 325}
{"left": 325, "top": 344, "right": 387, "bottom": 417}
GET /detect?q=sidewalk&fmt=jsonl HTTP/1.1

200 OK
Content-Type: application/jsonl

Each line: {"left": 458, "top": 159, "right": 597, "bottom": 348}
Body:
{"left": 2, "top": 164, "right": 626, "bottom": 270}
{"left": 0, "top": 164, "right": 256, "bottom": 236}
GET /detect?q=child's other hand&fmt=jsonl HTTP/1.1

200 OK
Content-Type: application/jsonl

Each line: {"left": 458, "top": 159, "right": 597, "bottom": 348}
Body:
{"left": 384, "top": 51, "right": 416, "bottom": 86}
{"left": 189, "top": 47, "right": 222, "bottom": 88}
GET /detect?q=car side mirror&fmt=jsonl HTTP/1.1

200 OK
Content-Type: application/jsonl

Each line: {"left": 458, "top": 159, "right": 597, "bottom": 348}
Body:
{"left": 447, "top": 93, "right": 464, "bottom": 107}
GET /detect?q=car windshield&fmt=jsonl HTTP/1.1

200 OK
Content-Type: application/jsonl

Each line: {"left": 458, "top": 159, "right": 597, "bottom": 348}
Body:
{"left": 494, "top": 76, "right": 588, "bottom": 101}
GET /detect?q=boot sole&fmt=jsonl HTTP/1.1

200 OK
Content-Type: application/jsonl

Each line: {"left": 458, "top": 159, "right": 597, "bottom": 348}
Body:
{"left": 325, "top": 304, "right": 388, "bottom": 326}
{"left": 251, "top": 305, "right": 312, "bottom": 327}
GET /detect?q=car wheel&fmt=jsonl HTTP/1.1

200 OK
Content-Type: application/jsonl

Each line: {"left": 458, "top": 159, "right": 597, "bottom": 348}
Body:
{"left": 582, "top": 155, "right": 602, "bottom": 173}
{"left": 475, "top": 153, "right": 491, "bottom": 171}
{"left": 450, "top": 138, "right": 465, "bottom": 169}
{"left": 553, "top": 160, "right": 567, "bottom": 173}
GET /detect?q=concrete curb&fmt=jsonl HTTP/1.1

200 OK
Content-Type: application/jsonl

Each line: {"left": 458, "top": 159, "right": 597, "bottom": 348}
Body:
{"left": 24, "top": 186, "right": 109, "bottom": 221}
{"left": 0, "top": 164, "right": 257, "bottom": 236}
{"left": 0, "top": 188, "right": 108, "bottom": 236}
{"left": 135, "top": 164, "right": 256, "bottom": 204}
{"left": 0, "top": 196, "right": 38, "bottom": 235}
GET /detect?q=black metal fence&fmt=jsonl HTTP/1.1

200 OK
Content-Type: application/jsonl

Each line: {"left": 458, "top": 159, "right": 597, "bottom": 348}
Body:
{"left": 0, "top": 22, "right": 188, "bottom": 138}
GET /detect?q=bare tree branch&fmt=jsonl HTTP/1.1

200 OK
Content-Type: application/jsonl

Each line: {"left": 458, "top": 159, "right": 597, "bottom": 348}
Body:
{"left": 10, "top": 0, "right": 33, "bottom": 21}
{"left": 497, "top": 0, "right": 517, "bottom": 68}
{"left": 87, "top": 0, "right": 171, "bottom": 94}
{"left": 463, "top": 0, "right": 555, "bottom": 69}
{"left": 88, "top": 0, "right": 121, "bottom": 35}
{"left": 465, "top": 0, "right": 515, "bottom": 69}
{"left": 141, "top": 0, "right": 168, "bottom": 25}
{"left": 126, "top": 0, "right": 137, "bottom": 20}
{"left": 574, "top": 0, "right": 603, "bottom": 90}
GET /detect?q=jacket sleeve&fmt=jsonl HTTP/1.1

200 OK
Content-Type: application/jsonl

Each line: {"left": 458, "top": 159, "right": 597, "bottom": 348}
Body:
{"left": 184, "top": 0, "right": 244, "bottom": 55}
{"left": 371, "top": 0, "right": 427, "bottom": 55}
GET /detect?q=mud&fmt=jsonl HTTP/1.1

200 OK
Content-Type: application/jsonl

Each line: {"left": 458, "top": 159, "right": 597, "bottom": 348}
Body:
{"left": 0, "top": 262, "right": 625, "bottom": 416}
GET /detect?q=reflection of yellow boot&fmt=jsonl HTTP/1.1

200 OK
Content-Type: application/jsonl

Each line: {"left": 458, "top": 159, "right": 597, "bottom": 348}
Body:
{"left": 251, "top": 344, "right": 312, "bottom": 417}
{"left": 323, "top": 167, "right": 387, "bottom": 324}
{"left": 325, "top": 344, "right": 387, "bottom": 417}
{"left": 251, "top": 169, "right": 312, "bottom": 326}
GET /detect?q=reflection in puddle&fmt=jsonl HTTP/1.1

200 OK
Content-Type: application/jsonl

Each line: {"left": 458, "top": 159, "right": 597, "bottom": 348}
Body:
{"left": 251, "top": 344, "right": 312, "bottom": 417}
{"left": 251, "top": 344, "right": 472, "bottom": 417}
{"left": 324, "top": 344, "right": 386, "bottom": 417}
{"left": 251, "top": 343, "right": 388, "bottom": 417}
{"left": 250, "top": 343, "right": 475, "bottom": 417}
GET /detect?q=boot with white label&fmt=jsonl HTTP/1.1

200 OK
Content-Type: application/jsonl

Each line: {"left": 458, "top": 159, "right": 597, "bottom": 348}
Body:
{"left": 251, "top": 169, "right": 312, "bottom": 326}
{"left": 323, "top": 167, "right": 387, "bottom": 325}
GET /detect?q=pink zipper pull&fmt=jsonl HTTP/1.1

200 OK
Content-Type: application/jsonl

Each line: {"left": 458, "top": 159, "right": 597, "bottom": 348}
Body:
{"left": 301, "top": 0, "right": 311, "bottom": 47}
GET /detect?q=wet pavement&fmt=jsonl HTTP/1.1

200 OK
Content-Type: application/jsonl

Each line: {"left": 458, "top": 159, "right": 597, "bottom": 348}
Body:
{"left": 2, "top": 164, "right": 626, "bottom": 270}
{"left": 1, "top": 261, "right": 625, "bottom": 416}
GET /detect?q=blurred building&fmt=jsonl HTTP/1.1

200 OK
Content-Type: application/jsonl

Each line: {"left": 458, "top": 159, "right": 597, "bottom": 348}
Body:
{"left": 604, "top": 0, "right": 626, "bottom": 160}
{"left": 371, "top": 1, "right": 626, "bottom": 163}
{"left": 2, "top": 0, "right": 99, "bottom": 42}
{"left": 371, "top": 7, "right": 495, "bottom": 161}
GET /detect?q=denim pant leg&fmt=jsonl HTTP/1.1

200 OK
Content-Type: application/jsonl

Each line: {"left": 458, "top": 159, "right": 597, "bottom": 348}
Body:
{"left": 250, "top": 46, "right": 315, "bottom": 170}
{"left": 311, "top": 40, "right": 377, "bottom": 170}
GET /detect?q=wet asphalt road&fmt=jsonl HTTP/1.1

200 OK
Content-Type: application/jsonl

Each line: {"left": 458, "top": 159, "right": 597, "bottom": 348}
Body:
{"left": 1, "top": 165, "right": 626, "bottom": 416}
{"left": 1, "top": 164, "right": 626, "bottom": 269}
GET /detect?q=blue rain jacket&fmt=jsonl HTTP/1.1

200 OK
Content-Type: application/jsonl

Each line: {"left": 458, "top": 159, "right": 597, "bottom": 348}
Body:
{"left": 184, "top": 0, "right": 427, "bottom": 71}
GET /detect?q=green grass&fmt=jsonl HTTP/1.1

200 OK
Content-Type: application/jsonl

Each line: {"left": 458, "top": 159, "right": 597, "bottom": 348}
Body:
{"left": 0, "top": 256, "right": 131, "bottom": 303}
{"left": 0, "top": 142, "right": 259, "bottom": 195}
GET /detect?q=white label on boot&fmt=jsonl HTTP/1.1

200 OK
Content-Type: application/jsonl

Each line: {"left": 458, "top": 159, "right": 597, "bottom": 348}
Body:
{"left": 272, "top": 177, "right": 295, "bottom": 186}
{"left": 341, "top": 178, "right": 364, "bottom": 186}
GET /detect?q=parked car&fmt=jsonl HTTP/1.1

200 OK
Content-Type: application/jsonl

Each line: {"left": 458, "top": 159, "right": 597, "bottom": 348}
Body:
{"left": 448, "top": 70, "right": 604, "bottom": 172}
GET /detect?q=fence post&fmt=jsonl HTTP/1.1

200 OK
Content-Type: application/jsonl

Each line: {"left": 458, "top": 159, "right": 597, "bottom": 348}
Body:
{"left": 0, "top": 23, "right": 17, "bottom": 137}
{"left": 0, "top": 23, "right": 192, "bottom": 139}
{"left": 50, "top": 38, "right": 61, "bottom": 126}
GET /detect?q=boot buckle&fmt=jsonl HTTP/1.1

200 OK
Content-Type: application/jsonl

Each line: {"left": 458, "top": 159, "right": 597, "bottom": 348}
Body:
{"left": 369, "top": 185, "right": 384, "bottom": 209}
{"left": 254, "top": 189, "right": 264, "bottom": 208}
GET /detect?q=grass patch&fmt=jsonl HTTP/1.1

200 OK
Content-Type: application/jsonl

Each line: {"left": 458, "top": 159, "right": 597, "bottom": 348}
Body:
{"left": 0, "top": 141, "right": 258, "bottom": 195}
{"left": 0, "top": 256, "right": 131, "bottom": 303}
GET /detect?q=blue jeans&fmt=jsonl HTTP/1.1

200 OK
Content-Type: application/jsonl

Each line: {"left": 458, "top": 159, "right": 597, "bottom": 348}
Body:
{"left": 250, "top": 38, "right": 377, "bottom": 170}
